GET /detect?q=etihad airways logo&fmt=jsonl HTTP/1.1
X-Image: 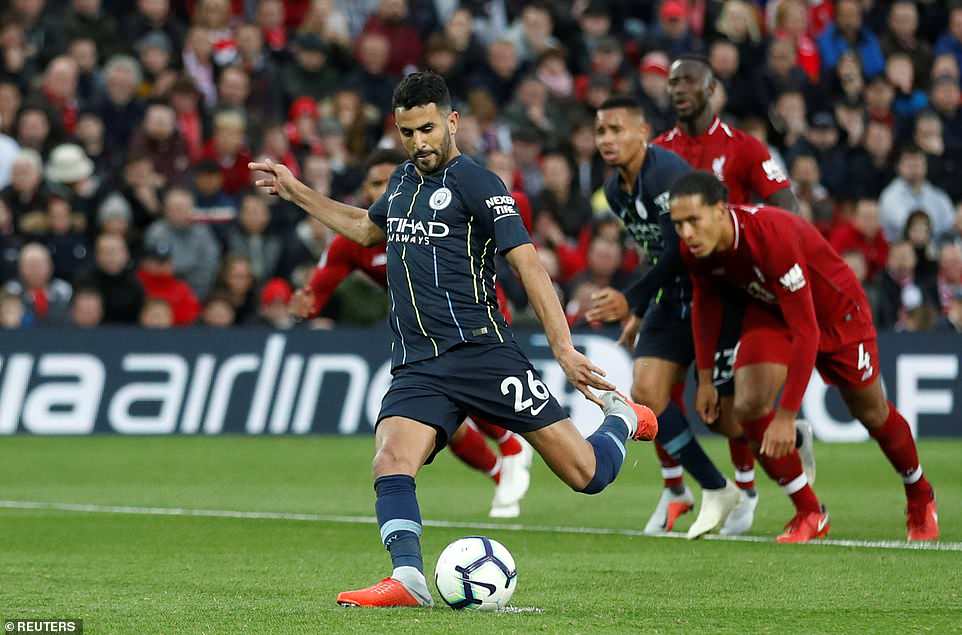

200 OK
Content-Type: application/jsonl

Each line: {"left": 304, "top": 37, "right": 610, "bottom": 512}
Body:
{"left": 386, "top": 217, "right": 450, "bottom": 245}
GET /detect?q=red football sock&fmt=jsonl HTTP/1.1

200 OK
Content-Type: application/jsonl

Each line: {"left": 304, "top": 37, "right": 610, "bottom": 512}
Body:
{"left": 655, "top": 441, "right": 684, "bottom": 489}
{"left": 868, "top": 402, "right": 934, "bottom": 503}
{"left": 729, "top": 436, "right": 756, "bottom": 491}
{"left": 742, "top": 411, "right": 821, "bottom": 513}
{"left": 472, "top": 417, "right": 523, "bottom": 457}
{"left": 449, "top": 423, "right": 500, "bottom": 483}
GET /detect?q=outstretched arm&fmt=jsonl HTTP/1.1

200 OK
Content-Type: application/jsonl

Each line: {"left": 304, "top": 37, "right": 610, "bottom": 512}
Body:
{"left": 250, "top": 159, "right": 385, "bottom": 246}
{"left": 505, "top": 243, "right": 615, "bottom": 406}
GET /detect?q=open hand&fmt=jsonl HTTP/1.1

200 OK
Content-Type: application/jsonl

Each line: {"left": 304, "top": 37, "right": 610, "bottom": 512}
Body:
{"left": 696, "top": 382, "right": 719, "bottom": 424}
{"left": 557, "top": 346, "right": 616, "bottom": 408}
{"left": 761, "top": 410, "right": 796, "bottom": 458}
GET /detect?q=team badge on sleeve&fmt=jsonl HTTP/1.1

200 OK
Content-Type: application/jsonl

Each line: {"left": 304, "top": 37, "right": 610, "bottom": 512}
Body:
{"left": 779, "top": 264, "right": 806, "bottom": 292}
{"left": 762, "top": 159, "right": 787, "bottom": 183}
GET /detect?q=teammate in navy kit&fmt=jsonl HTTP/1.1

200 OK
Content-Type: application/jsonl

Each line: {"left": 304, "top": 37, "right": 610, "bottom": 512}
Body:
{"left": 251, "top": 72, "right": 657, "bottom": 608}
{"left": 589, "top": 96, "right": 741, "bottom": 538}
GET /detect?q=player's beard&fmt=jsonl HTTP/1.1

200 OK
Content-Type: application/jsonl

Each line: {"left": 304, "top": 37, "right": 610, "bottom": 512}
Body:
{"left": 414, "top": 134, "right": 451, "bottom": 174}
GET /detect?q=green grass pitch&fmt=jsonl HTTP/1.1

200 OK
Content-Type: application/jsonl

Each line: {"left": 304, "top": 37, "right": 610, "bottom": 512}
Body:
{"left": 2, "top": 436, "right": 960, "bottom": 634}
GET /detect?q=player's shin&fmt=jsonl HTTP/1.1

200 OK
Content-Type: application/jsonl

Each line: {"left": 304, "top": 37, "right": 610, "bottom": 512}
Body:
{"left": 728, "top": 436, "right": 756, "bottom": 492}
{"left": 869, "top": 402, "right": 934, "bottom": 503}
{"left": 374, "top": 475, "right": 432, "bottom": 603}
{"left": 580, "top": 414, "right": 630, "bottom": 494}
{"left": 742, "top": 412, "right": 821, "bottom": 514}
{"left": 658, "top": 402, "right": 727, "bottom": 491}
{"left": 655, "top": 442, "right": 685, "bottom": 492}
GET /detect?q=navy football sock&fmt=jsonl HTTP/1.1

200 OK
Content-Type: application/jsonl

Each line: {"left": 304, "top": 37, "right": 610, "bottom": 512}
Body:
{"left": 374, "top": 474, "right": 424, "bottom": 572}
{"left": 657, "top": 402, "right": 727, "bottom": 491}
{"left": 580, "top": 415, "right": 629, "bottom": 494}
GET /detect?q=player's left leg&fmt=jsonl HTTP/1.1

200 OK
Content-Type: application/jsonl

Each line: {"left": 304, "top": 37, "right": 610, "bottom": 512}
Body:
{"left": 521, "top": 391, "right": 656, "bottom": 494}
{"left": 835, "top": 365, "right": 938, "bottom": 541}
{"left": 732, "top": 308, "right": 828, "bottom": 543}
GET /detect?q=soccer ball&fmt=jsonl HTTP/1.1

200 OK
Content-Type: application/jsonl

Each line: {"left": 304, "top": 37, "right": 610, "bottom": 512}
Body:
{"left": 434, "top": 536, "right": 517, "bottom": 610}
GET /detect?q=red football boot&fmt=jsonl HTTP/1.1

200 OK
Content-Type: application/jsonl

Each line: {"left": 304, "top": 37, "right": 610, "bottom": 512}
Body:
{"left": 336, "top": 578, "right": 429, "bottom": 608}
{"left": 776, "top": 506, "right": 830, "bottom": 544}
{"left": 907, "top": 499, "right": 939, "bottom": 542}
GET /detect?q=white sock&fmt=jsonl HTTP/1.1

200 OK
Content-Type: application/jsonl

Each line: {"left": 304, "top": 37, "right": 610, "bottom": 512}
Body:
{"left": 392, "top": 566, "right": 432, "bottom": 604}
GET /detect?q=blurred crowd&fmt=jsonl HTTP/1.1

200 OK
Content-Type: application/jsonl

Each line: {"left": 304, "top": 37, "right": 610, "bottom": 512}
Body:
{"left": 0, "top": 0, "right": 960, "bottom": 334}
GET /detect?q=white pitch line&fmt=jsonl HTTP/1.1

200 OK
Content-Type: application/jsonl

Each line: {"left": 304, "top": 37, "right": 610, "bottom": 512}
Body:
{"left": 0, "top": 500, "right": 958, "bottom": 553}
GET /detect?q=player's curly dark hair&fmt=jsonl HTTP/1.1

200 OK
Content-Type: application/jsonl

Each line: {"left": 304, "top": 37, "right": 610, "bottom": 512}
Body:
{"left": 669, "top": 171, "right": 729, "bottom": 205}
{"left": 392, "top": 72, "right": 451, "bottom": 112}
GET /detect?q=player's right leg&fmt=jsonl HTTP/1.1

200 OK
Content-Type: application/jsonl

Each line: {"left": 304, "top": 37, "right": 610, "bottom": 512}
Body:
{"left": 336, "top": 416, "right": 438, "bottom": 608}
{"left": 731, "top": 310, "right": 828, "bottom": 543}
{"left": 632, "top": 356, "right": 737, "bottom": 537}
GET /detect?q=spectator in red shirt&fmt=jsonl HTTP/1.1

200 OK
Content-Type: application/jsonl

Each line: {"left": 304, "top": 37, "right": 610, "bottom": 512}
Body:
{"left": 199, "top": 109, "right": 252, "bottom": 195}
{"left": 774, "top": 0, "right": 822, "bottom": 83}
{"left": 136, "top": 240, "right": 201, "bottom": 326}
{"left": 360, "top": 0, "right": 422, "bottom": 77}
{"left": 829, "top": 198, "right": 889, "bottom": 280}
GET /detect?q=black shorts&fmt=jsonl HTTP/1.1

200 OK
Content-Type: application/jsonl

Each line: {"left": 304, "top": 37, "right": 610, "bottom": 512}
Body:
{"left": 634, "top": 297, "right": 744, "bottom": 397}
{"left": 377, "top": 342, "right": 567, "bottom": 463}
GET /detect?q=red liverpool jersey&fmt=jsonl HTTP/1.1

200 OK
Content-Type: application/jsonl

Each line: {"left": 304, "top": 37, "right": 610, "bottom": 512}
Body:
{"left": 654, "top": 117, "right": 790, "bottom": 204}
{"left": 308, "top": 235, "right": 512, "bottom": 323}
{"left": 308, "top": 235, "right": 388, "bottom": 316}
{"left": 682, "top": 205, "right": 876, "bottom": 410}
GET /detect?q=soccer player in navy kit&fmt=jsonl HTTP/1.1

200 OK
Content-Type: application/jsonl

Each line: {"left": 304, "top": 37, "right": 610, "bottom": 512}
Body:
{"left": 589, "top": 97, "right": 742, "bottom": 538}
{"left": 251, "top": 72, "right": 657, "bottom": 608}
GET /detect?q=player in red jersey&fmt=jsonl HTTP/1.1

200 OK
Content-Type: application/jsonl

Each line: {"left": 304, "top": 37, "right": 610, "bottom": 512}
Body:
{"left": 290, "top": 148, "right": 532, "bottom": 519}
{"left": 671, "top": 171, "right": 939, "bottom": 543}
{"left": 589, "top": 55, "right": 807, "bottom": 536}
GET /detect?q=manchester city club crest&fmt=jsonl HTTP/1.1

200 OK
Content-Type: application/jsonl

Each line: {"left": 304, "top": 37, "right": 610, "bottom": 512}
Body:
{"left": 429, "top": 187, "right": 453, "bottom": 210}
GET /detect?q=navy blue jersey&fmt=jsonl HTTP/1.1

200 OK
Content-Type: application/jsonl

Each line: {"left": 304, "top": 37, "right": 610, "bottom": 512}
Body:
{"left": 602, "top": 144, "right": 692, "bottom": 317}
{"left": 369, "top": 155, "right": 531, "bottom": 369}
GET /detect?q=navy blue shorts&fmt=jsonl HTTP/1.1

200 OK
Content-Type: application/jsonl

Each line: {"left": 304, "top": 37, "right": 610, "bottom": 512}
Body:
{"left": 377, "top": 342, "right": 567, "bottom": 463}
{"left": 634, "top": 297, "right": 744, "bottom": 397}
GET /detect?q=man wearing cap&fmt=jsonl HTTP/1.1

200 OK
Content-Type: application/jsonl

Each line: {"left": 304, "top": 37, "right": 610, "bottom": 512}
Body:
{"left": 643, "top": 0, "right": 704, "bottom": 59}
{"left": 256, "top": 277, "right": 295, "bottom": 329}
{"left": 45, "top": 143, "right": 101, "bottom": 224}
{"left": 191, "top": 158, "right": 238, "bottom": 228}
{"left": 638, "top": 51, "right": 674, "bottom": 136}
{"left": 136, "top": 240, "right": 200, "bottom": 326}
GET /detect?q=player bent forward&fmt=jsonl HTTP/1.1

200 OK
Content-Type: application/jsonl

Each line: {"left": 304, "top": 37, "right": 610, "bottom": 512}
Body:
{"left": 670, "top": 171, "right": 938, "bottom": 543}
{"left": 251, "top": 71, "right": 657, "bottom": 607}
